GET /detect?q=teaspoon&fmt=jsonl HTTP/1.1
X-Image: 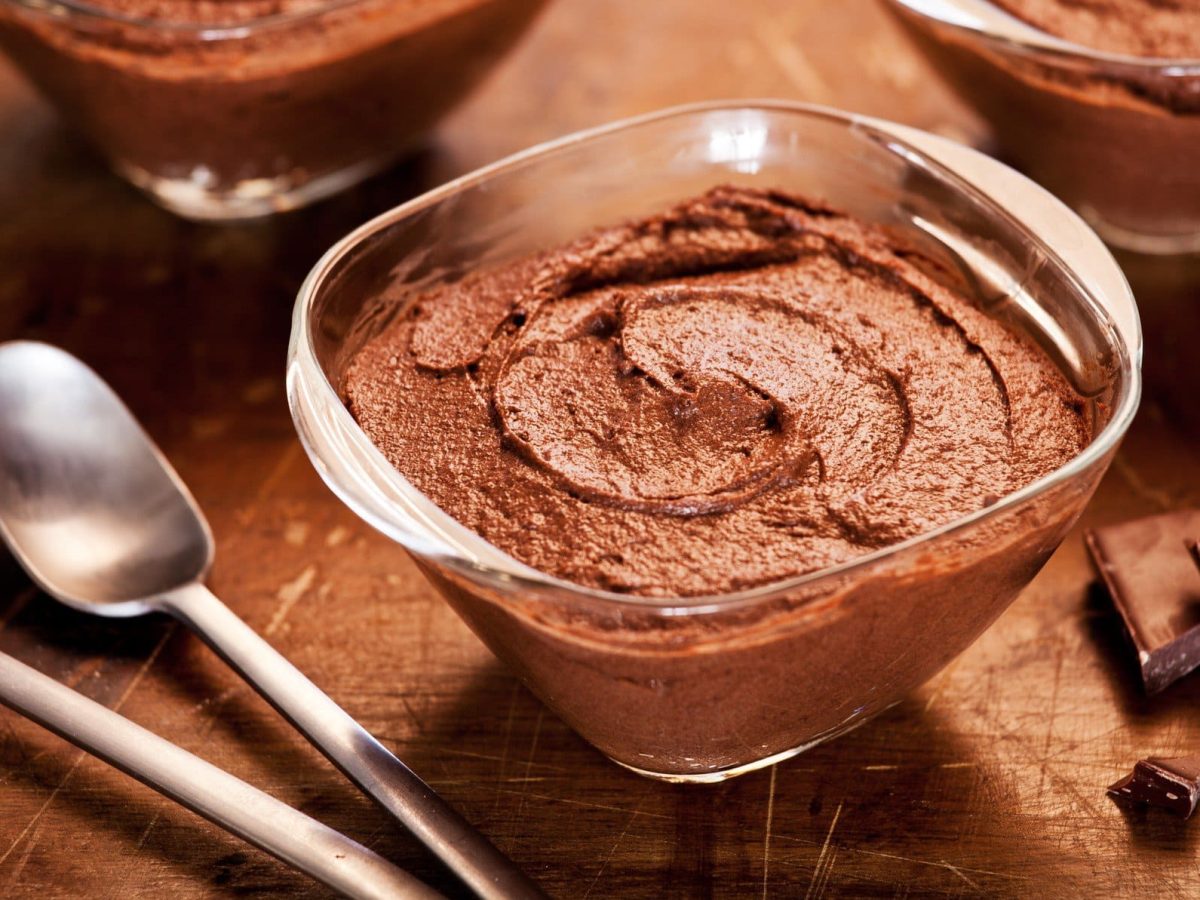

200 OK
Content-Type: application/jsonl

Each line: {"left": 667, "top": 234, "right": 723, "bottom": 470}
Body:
{"left": 0, "top": 648, "right": 441, "bottom": 898}
{"left": 0, "top": 341, "right": 544, "bottom": 900}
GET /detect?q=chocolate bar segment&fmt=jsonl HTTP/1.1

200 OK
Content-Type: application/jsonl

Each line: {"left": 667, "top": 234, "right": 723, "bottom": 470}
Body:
{"left": 1085, "top": 509, "right": 1200, "bottom": 694}
{"left": 1108, "top": 755, "right": 1200, "bottom": 818}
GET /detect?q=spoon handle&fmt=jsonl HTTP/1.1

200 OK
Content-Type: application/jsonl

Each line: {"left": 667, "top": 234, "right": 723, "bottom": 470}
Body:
{"left": 0, "top": 649, "right": 441, "bottom": 900}
{"left": 161, "top": 583, "right": 546, "bottom": 900}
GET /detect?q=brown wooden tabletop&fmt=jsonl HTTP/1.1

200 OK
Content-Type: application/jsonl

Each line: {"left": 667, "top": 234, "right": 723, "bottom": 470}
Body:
{"left": 2, "top": 0, "right": 1199, "bottom": 896}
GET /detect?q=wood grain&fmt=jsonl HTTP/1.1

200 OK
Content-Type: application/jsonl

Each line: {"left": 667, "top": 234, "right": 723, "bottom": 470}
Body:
{"left": 1, "top": 0, "right": 1198, "bottom": 896}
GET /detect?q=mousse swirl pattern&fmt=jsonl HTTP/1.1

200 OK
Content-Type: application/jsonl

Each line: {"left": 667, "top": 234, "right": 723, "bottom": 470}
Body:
{"left": 345, "top": 186, "right": 1090, "bottom": 597}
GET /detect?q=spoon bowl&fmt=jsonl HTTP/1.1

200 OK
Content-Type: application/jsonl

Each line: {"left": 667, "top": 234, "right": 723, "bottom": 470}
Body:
{"left": 0, "top": 341, "right": 211, "bottom": 613}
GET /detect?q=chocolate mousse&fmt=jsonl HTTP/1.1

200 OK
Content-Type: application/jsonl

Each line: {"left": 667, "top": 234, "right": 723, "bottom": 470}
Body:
{"left": 345, "top": 186, "right": 1090, "bottom": 597}
{"left": 991, "top": 0, "right": 1200, "bottom": 60}
{"left": 982, "top": 0, "right": 1200, "bottom": 113}
{"left": 0, "top": 0, "right": 547, "bottom": 217}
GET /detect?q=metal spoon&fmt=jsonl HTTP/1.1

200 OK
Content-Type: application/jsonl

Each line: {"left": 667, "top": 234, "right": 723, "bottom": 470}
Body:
{"left": 0, "top": 649, "right": 441, "bottom": 899}
{"left": 0, "top": 341, "right": 544, "bottom": 900}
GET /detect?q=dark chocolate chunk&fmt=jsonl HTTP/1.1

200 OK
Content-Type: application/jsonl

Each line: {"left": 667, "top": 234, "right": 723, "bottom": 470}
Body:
{"left": 1085, "top": 510, "right": 1200, "bottom": 694}
{"left": 1108, "top": 755, "right": 1200, "bottom": 818}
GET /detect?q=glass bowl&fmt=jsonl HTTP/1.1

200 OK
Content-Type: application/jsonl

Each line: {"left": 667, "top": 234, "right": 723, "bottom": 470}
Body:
{"left": 287, "top": 101, "right": 1141, "bottom": 782}
{"left": 0, "top": 0, "right": 547, "bottom": 220}
{"left": 884, "top": 0, "right": 1200, "bottom": 255}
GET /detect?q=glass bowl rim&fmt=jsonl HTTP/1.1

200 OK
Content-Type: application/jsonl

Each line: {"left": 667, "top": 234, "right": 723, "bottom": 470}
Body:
{"left": 287, "top": 99, "right": 1142, "bottom": 615}
{"left": 887, "top": 0, "right": 1200, "bottom": 73}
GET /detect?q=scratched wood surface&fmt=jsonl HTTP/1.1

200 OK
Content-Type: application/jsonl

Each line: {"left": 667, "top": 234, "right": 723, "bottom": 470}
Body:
{"left": 1, "top": 0, "right": 1199, "bottom": 896}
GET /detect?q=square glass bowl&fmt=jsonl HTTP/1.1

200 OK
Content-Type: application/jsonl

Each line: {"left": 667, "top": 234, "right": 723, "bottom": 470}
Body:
{"left": 0, "top": 0, "right": 547, "bottom": 220}
{"left": 287, "top": 102, "right": 1141, "bottom": 782}
{"left": 885, "top": 0, "right": 1200, "bottom": 255}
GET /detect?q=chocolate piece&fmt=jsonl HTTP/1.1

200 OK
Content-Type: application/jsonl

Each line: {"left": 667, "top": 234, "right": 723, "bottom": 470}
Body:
{"left": 345, "top": 185, "right": 1090, "bottom": 597}
{"left": 1108, "top": 755, "right": 1200, "bottom": 818}
{"left": 1086, "top": 510, "right": 1200, "bottom": 694}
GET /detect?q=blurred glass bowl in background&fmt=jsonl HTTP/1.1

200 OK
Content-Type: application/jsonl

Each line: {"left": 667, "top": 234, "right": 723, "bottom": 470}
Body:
{"left": 0, "top": 0, "right": 548, "bottom": 220}
{"left": 886, "top": 0, "right": 1200, "bottom": 256}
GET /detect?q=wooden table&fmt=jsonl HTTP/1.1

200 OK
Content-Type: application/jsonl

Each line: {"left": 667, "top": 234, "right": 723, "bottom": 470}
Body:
{"left": 2, "top": 1, "right": 1199, "bottom": 896}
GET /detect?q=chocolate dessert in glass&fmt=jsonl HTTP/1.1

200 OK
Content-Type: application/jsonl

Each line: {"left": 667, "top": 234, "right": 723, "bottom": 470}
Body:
{"left": 287, "top": 102, "right": 1140, "bottom": 781}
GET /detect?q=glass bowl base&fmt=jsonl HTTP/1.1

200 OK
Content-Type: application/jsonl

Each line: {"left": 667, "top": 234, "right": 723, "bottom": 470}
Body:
{"left": 609, "top": 707, "right": 882, "bottom": 784}
{"left": 1080, "top": 206, "right": 1200, "bottom": 257}
{"left": 116, "top": 156, "right": 395, "bottom": 222}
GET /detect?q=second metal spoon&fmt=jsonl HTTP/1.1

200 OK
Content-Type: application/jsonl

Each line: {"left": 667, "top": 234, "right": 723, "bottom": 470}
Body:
{"left": 0, "top": 341, "right": 544, "bottom": 900}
